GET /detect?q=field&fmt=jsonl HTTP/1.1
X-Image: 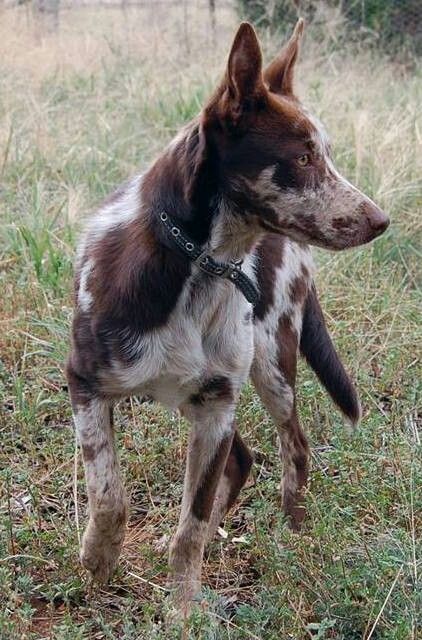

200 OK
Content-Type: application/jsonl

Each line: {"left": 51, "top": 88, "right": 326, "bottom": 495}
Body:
{"left": 0, "top": 3, "right": 421, "bottom": 638}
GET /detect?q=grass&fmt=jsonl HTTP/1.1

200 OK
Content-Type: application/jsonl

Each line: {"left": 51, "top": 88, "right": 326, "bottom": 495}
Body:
{"left": 0, "top": 3, "right": 421, "bottom": 639}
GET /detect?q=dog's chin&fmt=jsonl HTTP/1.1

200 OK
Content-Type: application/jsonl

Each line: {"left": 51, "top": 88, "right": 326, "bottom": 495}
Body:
{"left": 313, "top": 235, "right": 382, "bottom": 252}
{"left": 259, "top": 219, "right": 319, "bottom": 246}
{"left": 259, "top": 219, "right": 316, "bottom": 246}
{"left": 259, "top": 219, "right": 387, "bottom": 251}
{"left": 330, "top": 230, "right": 387, "bottom": 251}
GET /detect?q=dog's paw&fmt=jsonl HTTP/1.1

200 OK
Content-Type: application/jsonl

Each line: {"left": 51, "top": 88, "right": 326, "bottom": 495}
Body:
{"left": 163, "top": 594, "right": 200, "bottom": 628}
{"left": 165, "top": 573, "right": 203, "bottom": 619}
{"left": 80, "top": 524, "right": 124, "bottom": 584}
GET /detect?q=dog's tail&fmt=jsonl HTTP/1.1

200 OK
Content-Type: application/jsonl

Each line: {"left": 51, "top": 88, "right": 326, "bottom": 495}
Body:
{"left": 300, "top": 285, "right": 361, "bottom": 426}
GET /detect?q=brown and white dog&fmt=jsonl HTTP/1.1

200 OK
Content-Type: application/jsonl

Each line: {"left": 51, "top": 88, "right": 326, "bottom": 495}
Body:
{"left": 66, "top": 20, "right": 389, "bottom": 610}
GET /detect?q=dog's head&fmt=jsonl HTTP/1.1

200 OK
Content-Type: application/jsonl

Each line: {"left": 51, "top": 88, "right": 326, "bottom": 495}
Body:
{"left": 201, "top": 21, "right": 389, "bottom": 250}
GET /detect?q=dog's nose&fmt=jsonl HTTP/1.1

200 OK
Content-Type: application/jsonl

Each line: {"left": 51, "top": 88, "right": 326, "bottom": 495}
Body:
{"left": 362, "top": 202, "right": 390, "bottom": 235}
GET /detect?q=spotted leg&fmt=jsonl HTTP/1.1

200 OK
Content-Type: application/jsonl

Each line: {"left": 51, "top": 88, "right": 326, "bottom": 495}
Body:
{"left": 67, "top": 368, "right": 128, "bottom": 583}
{"left": 168, "top": 379, "right": 237, "bottom": 612}
{"left": 251, "top": 316, "right": 310, "bottom": 531}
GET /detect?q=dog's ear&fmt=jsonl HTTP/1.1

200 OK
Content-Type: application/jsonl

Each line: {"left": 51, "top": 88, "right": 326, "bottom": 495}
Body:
{"left": 264, "top": 18, "right": 304, "bottom": 96}
{"left": 226, "top": 22, "right": 264, "bottom": 104}
{"left": 214, "top": 22, "right": 265, "bottom": 127}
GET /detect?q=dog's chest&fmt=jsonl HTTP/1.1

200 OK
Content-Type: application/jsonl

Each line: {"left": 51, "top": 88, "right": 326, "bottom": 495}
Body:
{"left": 103, "top": 264, "right": 255, "bottom": 407}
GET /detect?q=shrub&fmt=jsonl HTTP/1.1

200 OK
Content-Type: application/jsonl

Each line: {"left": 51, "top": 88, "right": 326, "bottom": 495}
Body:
{"left": 235, "top": 0, "right": 422, "bottom": 56}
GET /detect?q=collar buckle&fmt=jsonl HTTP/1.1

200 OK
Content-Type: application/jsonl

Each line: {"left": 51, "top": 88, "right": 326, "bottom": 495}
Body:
{"left": 220, "top": 260, "right": 241, "bottom": 280}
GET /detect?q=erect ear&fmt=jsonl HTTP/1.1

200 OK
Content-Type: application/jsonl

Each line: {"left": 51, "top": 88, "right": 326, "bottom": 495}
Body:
{"left": 220, "top": 22, "right": 265, "bottom": 124}
{"left": 264, "top": 18, "right": 304, "bottom": 95}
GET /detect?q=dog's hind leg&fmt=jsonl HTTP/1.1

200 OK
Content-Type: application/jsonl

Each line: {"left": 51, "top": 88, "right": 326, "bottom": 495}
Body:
{"left": 251, "top": 317, "right": 310, "bottom": 531}
{"left": 205, "top": 429, "right": 253, "bottom": 542}
{"left": 67, "top": 367, "right": 128, "bottom": 583}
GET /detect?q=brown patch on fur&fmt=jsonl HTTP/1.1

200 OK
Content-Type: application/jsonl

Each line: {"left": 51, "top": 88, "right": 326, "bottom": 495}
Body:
{"left": 276, "top": 313, "right": 298, "bottom": 387}
{"left": 81, "top": 444, "right": 96, "bottom": 461}
{"left": 243, "top": 310, "right": 252, "bottom": 325}
{"left": 225, "top": 430, "right": 254, "bottom": 510}
{"left": 190, "top": 376, "right": 233, "bottom": 406}
{"left": 254, "top": 234, "right": 285, "bottom": 321}
{"left": 114, "top": 508, "right": 128, "bottom": 528}
{"left": 331, "top": 216, "right": 355, "bottom": 230}
{"left": 192, "top": 433, "right": 234, "bottom": 521}
{"left": 80, "top": 438, "right": 109, "bottom": 464}
{"left": 66, "top": 360, "right": 96, "bottom": 406}
{"left": 89, "top": 216, "right": 157, "bottom": 317}
{"left": 301, "top": 263, "right": 310, "bottom": 279}
{"left": 284, "top": 212, "right": 329, "bottom": 246}
{"left": 288, "top": 274, "right": 308, "bottom": 305}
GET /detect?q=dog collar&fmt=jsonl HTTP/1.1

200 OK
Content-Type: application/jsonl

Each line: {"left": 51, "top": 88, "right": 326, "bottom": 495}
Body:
{"left": 158, "top": 211, "right": 260, "bottom": 306}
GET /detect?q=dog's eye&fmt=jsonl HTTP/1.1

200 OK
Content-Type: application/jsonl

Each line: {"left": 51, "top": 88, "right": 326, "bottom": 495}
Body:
{"left": 296, "top": 154, "right": 310, "bottom": 167}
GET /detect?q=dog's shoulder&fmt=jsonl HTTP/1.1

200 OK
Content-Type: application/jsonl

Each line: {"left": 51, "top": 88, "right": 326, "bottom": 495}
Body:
{"left": 73, "top": 175, "right": 191, "bottom": 334}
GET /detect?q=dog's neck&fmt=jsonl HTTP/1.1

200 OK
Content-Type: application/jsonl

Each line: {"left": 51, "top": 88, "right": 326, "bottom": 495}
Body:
{"left": 142, "top": 121, "right": 262, "bottom": 263}
{"left": 206, "top": 198, "right": 262, "bottom": 262}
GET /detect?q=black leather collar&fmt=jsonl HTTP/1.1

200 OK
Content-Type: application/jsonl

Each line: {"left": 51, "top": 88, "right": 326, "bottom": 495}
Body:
{"left": 158, "top": 211, "right": 260, "bottom": 306}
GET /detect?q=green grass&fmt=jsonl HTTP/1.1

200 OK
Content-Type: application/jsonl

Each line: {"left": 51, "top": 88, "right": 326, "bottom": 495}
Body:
{"left": 0, "top": 4, "right": 421, "bottom": 639}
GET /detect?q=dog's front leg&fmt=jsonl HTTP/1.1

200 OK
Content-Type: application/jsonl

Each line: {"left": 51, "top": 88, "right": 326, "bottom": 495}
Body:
{"left": 68, "top": 369, "right": 128, "bottom": 583}
{"left": 168, "top": 381, "right": 236, "bottom": 613}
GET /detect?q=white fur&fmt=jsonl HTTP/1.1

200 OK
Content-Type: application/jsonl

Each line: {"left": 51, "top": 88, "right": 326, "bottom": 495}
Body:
{"left": 78, "top": 258, "right": 95, "bottom": 312}
{"left": 73, "top": 399, "right": 116, "bottom": 493}
{"left": 76, "top": 174, "right": 143, "bottom": 266}
{"left": 102, "top": 257, "right": 256, "bottom": 408}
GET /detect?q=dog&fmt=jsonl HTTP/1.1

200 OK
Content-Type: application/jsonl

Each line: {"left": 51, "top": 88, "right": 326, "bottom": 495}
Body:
{"left": 66, "top": 19, "right": 389, "bottom": 611}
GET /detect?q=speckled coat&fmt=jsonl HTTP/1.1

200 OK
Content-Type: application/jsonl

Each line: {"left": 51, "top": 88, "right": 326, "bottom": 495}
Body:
{"left": 66, "top": 20, "right": 389, "bottom": 611}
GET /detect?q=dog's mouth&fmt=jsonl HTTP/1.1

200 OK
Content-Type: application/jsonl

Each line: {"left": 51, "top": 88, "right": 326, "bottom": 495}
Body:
{"left": 259, "top": 218, "right": 332, "bottom": 249}
{"left": 258, "top": 217, "right": 316, "bottom": 244}
{"left": 258, "top": 213, "right": 389, "bottom": 250}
